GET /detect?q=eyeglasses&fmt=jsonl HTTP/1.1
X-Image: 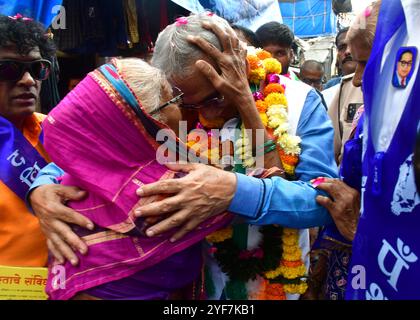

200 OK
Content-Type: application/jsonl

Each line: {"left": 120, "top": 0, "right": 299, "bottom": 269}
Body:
{"left": 181, "top": 94, "right": 225, "bottom": 109}
{"left": 152, "top": 86, "right": 185, "bottom": 114}
{"left": 0, "top": 59, "right": 51, "bottom": 82}
{"left": 399, "top": 60, "right": 413, "bottom": 68}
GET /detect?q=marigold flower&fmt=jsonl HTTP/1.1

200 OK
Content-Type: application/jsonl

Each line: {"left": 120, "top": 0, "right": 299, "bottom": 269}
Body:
{"left": 263, "top": 58, "right": 282, "bottom": 75}
{"left": 264, "top": 83, "right": 285, "bottom": 96}
{"left": 259, "top": 113, "right": 268, "bottom": 126}
{"left": 281, "top": 260, "right": 304, "bottom": 268}
{"left": 282, "top": 249, "right": 302, "bottom": 261}
{"left": 255, "top": 100, "right": 268, "bottom": 113}
{"left": 264, "top": 282, "right": 287, "bottom": 300}
{"left": 265, "top": 265, "right": 282, "bottom": 279}
{"left": 280, "top": 264, "right": 307, "bottom": 279}
{"left": 256, "top": 49, "right": 272, "bottom": 60}
{"left": 206, "top": 227, "right": 233, "bottom": 243}
{"left": 249, "top": 67, "right": 266, "bottom": 84}
{"left": 247, "top": 54, "right": 262, "bottom": 70}
{"left": 265, "top": 93, "right": 287, "bottom": 107}
{"left": 283, "top": 283, "right": 308, "bottom": 295}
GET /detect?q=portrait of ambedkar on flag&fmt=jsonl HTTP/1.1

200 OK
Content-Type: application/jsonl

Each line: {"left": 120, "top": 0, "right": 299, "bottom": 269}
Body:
{"left": 393, "top": 47, "right": 417, "bottom": 89}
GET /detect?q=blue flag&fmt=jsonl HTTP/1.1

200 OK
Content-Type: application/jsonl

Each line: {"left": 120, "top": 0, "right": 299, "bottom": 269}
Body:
{"left": 346, "top": 0, "right": 420, "bottom": 300}
{"left": 0, "top": 0, "right": 62, "bottom": 27}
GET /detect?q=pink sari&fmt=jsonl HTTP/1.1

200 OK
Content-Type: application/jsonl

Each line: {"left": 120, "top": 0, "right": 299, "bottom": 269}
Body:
{"left": 43, "top": 60, "right": 231, "bottom": 300}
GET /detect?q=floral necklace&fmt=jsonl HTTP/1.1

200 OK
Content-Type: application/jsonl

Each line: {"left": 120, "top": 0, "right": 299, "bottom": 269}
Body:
{"left": 187, "top": 49, "right": 308, "bottom": 300}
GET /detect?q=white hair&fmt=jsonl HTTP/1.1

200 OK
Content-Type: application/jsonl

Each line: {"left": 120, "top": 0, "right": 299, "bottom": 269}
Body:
{"left": 151, "top": 12, "right": 231, "bottom": 79}
{"left": 347, "top": 0, "right": 381, "bottom": 50}
{"left": 118, "top": 58, "right": 170, "bottom": 121}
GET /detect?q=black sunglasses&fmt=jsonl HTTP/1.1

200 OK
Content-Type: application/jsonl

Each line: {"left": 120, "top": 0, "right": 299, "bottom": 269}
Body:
{"left": 0, "top": 59, "right": 51, "bottom": 82}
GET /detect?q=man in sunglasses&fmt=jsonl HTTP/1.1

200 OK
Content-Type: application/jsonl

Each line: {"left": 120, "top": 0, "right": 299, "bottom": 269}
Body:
{"left": 0, "top": 14, "right": 55, "bottom": 268}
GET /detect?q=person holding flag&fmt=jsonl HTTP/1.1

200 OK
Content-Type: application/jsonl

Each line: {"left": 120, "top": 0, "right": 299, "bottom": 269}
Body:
{"left": 0, "top": 14, "right": 56, "bottom": 267}
{"left": 346, "top": 0, "right": 420, "bottom": 300}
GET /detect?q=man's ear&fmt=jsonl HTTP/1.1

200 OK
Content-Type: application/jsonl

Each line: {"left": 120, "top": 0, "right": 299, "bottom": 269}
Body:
{"left": 289, "top": 48, "right": 295, "bottom": 62}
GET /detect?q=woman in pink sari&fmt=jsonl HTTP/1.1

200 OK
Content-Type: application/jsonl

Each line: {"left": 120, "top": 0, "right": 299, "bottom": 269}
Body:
{"left": 42, "top": 58, "right": 231, "bottom": 300}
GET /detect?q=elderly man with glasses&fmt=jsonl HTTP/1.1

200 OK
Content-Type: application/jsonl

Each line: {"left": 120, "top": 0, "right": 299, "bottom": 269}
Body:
{"left": 28, "top": 13, "right": 338, "bottom": 300}
{"left": 0, "top": 14, "right": 54, "bottom": 268}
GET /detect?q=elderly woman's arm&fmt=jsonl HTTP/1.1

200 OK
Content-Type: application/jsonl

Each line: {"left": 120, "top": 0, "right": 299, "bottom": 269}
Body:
{"left": 27, "top": 163, "right": 93, "bottom": 265}
{"left": 136, "top": 90, "right": 338, "bottom": 241}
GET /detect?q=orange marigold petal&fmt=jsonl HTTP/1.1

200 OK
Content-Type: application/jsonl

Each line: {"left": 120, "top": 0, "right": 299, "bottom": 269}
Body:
{"left": 247, "top": 55, "right": 262, "bottom": 70}
{"left": 279, "top": 149, "right": 299, "bottom": 165}
{"left": 256, "top": 49, "right": 272, "bottom": 60}
{"left": 264, "top": 83, "right": 285, "bottom": 96}
{"left": 281, "top": 260, "right": 304, "bottom": 268}
{"left": 255, "top": 100, "right": 268, "bottom": 113}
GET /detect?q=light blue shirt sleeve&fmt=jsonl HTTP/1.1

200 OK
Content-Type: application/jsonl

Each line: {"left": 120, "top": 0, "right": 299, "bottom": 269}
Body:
{"left": 229, "top": 89, "right": 338, "bottom": 228}
{"left": 25, "top": 162, "right": 64, "bottom": 211}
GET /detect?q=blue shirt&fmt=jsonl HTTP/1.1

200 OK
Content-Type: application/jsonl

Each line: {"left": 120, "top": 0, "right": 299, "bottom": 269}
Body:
{"left": 30, "top": 90, "right": 337, "bottom": 228}
{"left": 323, "top": 77, "right": 342, "bottom": 90}
{"left": 229, "top": 90, "right": 337, "bottom": 228}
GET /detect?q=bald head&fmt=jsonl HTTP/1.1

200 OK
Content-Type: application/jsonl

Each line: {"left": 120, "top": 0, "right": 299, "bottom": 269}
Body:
{"left": 300, "top": 60, "right": 325, "bottom": 91}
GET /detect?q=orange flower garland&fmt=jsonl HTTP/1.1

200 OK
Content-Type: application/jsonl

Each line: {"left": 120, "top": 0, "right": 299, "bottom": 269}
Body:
{"left": 193, "top": 48, "right": 307, "bottom": 300}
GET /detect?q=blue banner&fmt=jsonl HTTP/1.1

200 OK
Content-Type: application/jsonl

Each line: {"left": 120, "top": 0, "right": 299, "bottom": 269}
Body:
{"left": 0, "top": 0, "right": 62, "bottom": 27}
{"left": 346, "top": 0, "right": 420, "bottom": 300}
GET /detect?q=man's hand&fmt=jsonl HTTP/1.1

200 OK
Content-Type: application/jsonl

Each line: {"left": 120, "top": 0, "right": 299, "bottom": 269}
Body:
{"left": 135, "top": 163, "right": 237, "bottom": 242}
{"left": 187, "top": 21, "right": 252, "bottom": 108}
{"left": 29, "top": 185, "right": 94, "bottom": 265}
{"left": 315, "top": 178, "right": 360, "bottom": 242}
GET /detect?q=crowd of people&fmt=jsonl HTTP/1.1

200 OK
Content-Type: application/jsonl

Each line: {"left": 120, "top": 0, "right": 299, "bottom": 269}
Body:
{"left": 0, "top": 0, "right": 419, "bottom": 300}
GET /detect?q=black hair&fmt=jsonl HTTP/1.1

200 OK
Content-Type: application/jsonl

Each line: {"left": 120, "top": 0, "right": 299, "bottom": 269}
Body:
{"left": 0, "top": 14, "right": 56, "bottom": 60}
{"left": 255, "top": 21, "right": 294, "bottom": 48}
{"left": 231, "top": 24, "right": 260, "bottom": 47}
{"left": 399, "top": 49, "right": 414, "bottom": 60}
{"left": 336, "top": 27, "right": 349, "bottom": 47}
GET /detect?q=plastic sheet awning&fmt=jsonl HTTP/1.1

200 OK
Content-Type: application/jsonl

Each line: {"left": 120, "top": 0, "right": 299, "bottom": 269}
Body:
{"left": 279, "top": 0, "right": 337, "bottom": 38}
{"left": 170, "top": 0, "right": 282, "bottom": 31}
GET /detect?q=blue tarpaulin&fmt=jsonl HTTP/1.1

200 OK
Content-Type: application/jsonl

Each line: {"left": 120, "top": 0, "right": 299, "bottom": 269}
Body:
{"left": 171, "top": 0, "right": 282, "bottom": 31}
{"left": 0, "top": 0, "right": 62, "bottom": 27}
{"left": 279, "top": 0, "right": 336, "bottom": 38}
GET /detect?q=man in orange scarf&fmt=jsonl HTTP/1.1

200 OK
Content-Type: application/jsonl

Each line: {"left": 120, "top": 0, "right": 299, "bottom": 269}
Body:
{"left": 0, "top": 14, "right": 55, "bottom": 267}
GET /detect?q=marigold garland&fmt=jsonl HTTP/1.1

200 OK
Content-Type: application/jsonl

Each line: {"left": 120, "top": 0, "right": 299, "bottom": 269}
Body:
{"left": 264, "top": 83, "right": 285, "bottom": 96}
{"left": 255, "top": 48, "right": 272, "bottom": 60}
{"left": 194, "top": 49, "right": 307, "bottom": 299}
{"left": 255, "top": 100, "right": 268, "bottom": 113}
{"left": 206, "top": 227, "right": 233, "bottom": 243}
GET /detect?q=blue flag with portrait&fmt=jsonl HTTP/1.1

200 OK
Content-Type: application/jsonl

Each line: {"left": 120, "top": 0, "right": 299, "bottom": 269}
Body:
{"left": 345, "top": 0, "right": 420, "bottom": 300}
